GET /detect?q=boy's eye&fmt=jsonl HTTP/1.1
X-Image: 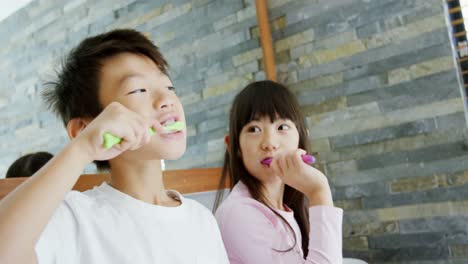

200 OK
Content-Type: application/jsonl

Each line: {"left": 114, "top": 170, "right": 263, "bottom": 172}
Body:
{"left": 278, "top": 124, "right": 290, "bottom": 130}
{"left": 128, "top": 88, "right": 147, "bottom": 94}
{"left": 167, "top": 86, "right": 175, "bottom": 91}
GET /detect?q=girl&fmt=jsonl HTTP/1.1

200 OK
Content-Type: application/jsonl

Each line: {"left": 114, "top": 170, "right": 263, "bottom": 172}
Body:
{"left": 214, "top": 80, "right": 343, "bottom": 263}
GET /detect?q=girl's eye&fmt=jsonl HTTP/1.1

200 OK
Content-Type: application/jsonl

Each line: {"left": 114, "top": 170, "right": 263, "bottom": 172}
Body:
{"left": 128, "top": 88, "right": 147, "bottom": 94}
{"left": 167, "top": 86, "right": 175, "bottom": 91}
{"left": 278, "top": 124, "right": 290, "bottom": 130}
{"left": 247, "top": 126, "right": 261, "bottom": 133}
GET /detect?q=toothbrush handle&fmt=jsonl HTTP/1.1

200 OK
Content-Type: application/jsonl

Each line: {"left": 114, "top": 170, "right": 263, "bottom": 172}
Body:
{"left": 103, "top": 128, "right": 155, "bottom": 149}
{"left": 301, "top": 154, "right": 316, "bottom": 164}
{"left": 261, "top": 154, "right": 316, "bottom": 166}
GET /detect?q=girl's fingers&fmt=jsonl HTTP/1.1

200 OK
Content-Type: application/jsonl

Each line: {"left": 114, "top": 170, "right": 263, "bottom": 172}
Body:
{"left": 277, "top": 153, "right": 287, "bottom": 177}
{"left": 294, "top": 149, "right": 307, "bottom": 167}
{"left": 285, "top": 153, "right": 292, "bottom": 170}
{"left": 271, "top": 154, "right": 281, "bottom": 176}
{"left": 296, "top": 148, "right": 307, "bottom": 157}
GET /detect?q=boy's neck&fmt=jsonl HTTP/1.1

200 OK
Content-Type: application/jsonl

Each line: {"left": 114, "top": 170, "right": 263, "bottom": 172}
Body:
{"left": 108, "top": 160, "right": 181, "bottom": 207}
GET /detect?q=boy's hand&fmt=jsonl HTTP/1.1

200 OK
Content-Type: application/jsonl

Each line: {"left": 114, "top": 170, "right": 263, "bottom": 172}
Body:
{"left": 72, "top": 102, "right": 163, "bottom": 162}
{"left": 270, "top": 149, "right": 334, "bottom": 206}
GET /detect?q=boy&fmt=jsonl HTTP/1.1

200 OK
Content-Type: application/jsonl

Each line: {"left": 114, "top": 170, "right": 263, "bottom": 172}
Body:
{"left": 0, "top": 29, "right": 228, "bottom": 264}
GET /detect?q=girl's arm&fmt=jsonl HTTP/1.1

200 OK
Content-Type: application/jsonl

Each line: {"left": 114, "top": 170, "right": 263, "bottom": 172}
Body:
{"left": 217, "top": 201, "right": 342, "bottom": 264}
{"left": 306, "top": 205, "right": 343, "bottom": 263}
{"left": 272, "top": 149, "right": 344, "bottom": 262}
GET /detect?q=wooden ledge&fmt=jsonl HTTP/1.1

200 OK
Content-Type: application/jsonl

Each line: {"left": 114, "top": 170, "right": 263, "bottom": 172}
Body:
{"left": 0, "top": 167, "right": 228, "bottom": 200}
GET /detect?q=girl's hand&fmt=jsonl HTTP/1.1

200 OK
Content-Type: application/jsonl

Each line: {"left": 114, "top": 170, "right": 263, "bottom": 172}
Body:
{"left": 270, "top": 149, "right": 334, "bottom": 206}
{"left": 72, "top": 102, "right": 164, "bottom": 162}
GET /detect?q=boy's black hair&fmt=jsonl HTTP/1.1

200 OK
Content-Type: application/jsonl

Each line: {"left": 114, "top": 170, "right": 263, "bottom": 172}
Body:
{"left": 6, "top": 152, "right": 54, "bottom": 178}
{"left": 42, "top": 29, "right": 169, "bottom": 171}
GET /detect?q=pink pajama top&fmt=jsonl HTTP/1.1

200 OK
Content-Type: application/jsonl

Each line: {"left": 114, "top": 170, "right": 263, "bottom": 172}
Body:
{"left": 215, "top": 182, "right": 343, "bottom": 264}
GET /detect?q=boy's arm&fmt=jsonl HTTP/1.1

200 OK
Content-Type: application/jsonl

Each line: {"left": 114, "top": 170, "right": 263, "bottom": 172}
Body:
{"left": 0, "top": 102, "right": 158, "bottom": 264}
{"left": 0, "top": 140, "right": 91, "bottom": 264}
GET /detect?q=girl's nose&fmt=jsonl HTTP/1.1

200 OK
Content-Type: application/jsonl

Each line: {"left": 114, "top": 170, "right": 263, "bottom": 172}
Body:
{"left": 260, "top": 132, "right": 279, "bottom": 151}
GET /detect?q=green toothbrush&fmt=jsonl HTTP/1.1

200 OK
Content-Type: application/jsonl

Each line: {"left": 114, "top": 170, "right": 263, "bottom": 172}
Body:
{"left": 103, "top": 121, "right": 185, "bottom": 149}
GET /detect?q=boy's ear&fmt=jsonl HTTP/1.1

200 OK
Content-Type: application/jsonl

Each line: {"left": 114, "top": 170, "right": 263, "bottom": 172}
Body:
{"left": 66, "top": 118, "right": 90, "bottom": 139}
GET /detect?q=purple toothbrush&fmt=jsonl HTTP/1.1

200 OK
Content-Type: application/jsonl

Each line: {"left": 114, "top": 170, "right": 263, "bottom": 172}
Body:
{"left": 260, "top": 154, "right": 316, "bottom": 166}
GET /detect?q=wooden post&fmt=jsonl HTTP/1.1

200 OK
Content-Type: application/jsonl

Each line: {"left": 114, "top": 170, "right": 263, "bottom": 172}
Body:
{"left": 255, "top": 0, "right": 277, "bottom": 81}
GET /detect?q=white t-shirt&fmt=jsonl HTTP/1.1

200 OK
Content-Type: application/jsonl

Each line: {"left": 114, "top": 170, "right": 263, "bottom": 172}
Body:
{"left": 35, "top": 182, "right": 229, "bottom": 264}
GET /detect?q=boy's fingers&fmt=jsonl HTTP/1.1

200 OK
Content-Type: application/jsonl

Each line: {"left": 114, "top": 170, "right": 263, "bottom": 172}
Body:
{"left": 150, "top": 121, "right": 165, "bottom": 134}
{"left": 143, "top": 129, "right": 151, "bottom": 144}
{"left": 134, "top": 118, "right": 154, "bottom": 146}
{"left": 114, "top": 139, "right": 133, "bottom": 152}
{"left": 133, "top": 125, "right": 149, "bottom": 150}
{"left": 110, "top": 126, "right": 137, "bottom": 151}
{"left": 139, "top": 128, "right": 152, "bottom": 148}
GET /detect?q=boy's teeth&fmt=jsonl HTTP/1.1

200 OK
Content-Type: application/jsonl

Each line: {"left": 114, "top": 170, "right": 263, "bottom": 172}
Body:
{"left": 162, "top": 119, "right": 175, "bottom": 126}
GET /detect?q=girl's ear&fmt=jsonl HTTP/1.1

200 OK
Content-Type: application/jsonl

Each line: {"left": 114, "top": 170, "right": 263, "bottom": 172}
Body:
{"left": 225, "top": 134, "right": 243, "bottom": 158}
{"left": 224, "top": 134, "right": 230, "bottom": 148}
{"left": 66, "top": 118, "right": 90, "bottom": 139}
